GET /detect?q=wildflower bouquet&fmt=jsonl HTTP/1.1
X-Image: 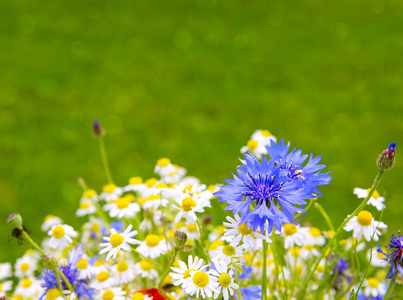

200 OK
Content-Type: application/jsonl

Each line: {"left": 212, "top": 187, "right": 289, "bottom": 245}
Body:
{"left": 3, "top": 122, "right": 401, "bottom": 300}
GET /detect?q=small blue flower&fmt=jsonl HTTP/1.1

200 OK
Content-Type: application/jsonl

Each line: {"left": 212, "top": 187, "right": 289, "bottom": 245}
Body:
{"left": 377, "top": 232, "right": 403, "bottom": 282}
{"left": 215, "top": 139, "right": 331, "bottom": 233}
{"left": 234, "top": 285, "right": 261, "bottom": 300}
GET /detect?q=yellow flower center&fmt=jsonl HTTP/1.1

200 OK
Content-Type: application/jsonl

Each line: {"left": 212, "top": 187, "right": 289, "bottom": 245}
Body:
{"left": 303, "top": 244, "right": 314, "bottom": 251}
{"left": 97, "top": 271, "right": 109, "bottom": 282}
{"left": 208, "top": 240, "right": 224, "bottom": 250}
{"left": 103, "top": 184, "right": 117, "bottom": 194}
{"left": 261, "top": 130, "right": 272, "bottom": 137}
{"left": 367, "top": 188, "right": 380, "bottom": 199}
{"left": 132, "top": 292, "right": 145, "bottom": 300}
{"left": 244, "top": 253, "right": 253, "bottom": 264}
{"left": 316, "top": 265, "right": 325, "bottom": 273}
{"left": 116, "top": 197, "right": 131, "bottom": 209}
{"left": 145, "top": 178, "right": 157, "bottom": 187}
{"left": 94, "top": 260, "right": 104, "bottom": 267}
{"left": 174, "top": 222, "right": 184, "bottom": 229}
{"left": 22, "top": 278, "right": 32, "bottom": 288}
{"left": 117, "top": 261, "right": 129, "bottom": 272}
{"left": 368, "top": 277, "right": 380, "bottom": 288}
{"left": 184, "top": 269, "right": 193, "bottom": 279}
{"left": 218, "top": 273, "right": 232, "bottom": 288}
{"left": 110, "top": 233, "right": 124, "bottom": 247}
{"left": 309, "top": 227, "right": 321, "bottom": 237}
{"left": 193, "top": 271, "right": 209, "bottom": 287}
{"left": 83, "top": 189, "right": 96, "bottom": 198}
{"left": 238, "top": 223, "right": 253, "bottom": 235}
{"left": 223, "top": 245, "right": 236, "bottom": 256}
{"left": 145, "top": 234, "right": 160, "bottom": 247}
{"left": 290, "top": 247, "right": 301, "bottom": 257}
{"left": 157, "top": 158, "right": 171, "bottom": 167}
{"left": 156, "top": 183, "right": 168, "bottom": 189}
{"left": 102, "top": 290, "right": 114, "bottom": 300}
{"left": 80, "top": 202, "right": 90, "bottom": 209}
{"left": 46, "top": 288, "right": 61, "bottom": 300}
{"left": 296, "top": 265, "right": 302, "bottom": 274}
{"left": 20, "top": 262, "right": 30, "bottom": 271}
{"left": 186, "top": 224, "right": 197, "bottom": 232}
{"left": 216, "top": 225, "right": 226, "bottom": 234}
{"left": 207, "top": 185, "right": 216, "bottom": 191}
{"left": 140, "top": 260, "right": 151, "bottom": 271}
{"left": 76, "top": 258, "right": 88, "bottom": 269}
{"left": 327, "top": 230, "right": 335, "bottom": 237}
{"left": 44, "top": 215, "right": 55, "bottom": 222}
{"left": 357, "top": 210, "right": 373, "bottom": 226}
{"left": 182, "top": 186, "right": 192, "bottom": 193}
{"left": 52, "top": 226, "right": 65, "bottom": 238}
{"left": 182, "top": 197, "right": 197, "bottom": 212}
{"left": 93, "top": 223, "right": 100, "bottom": 233}
{"left": 15, "top": 295, "right": 24, "bottom": 300}
{"left": 247, "top": 139, "right": 259, "bottom": 149}
{"left": 272, "top": 266, "right": 283, "bottom": 276}
{"left": 284, "top": 224, "right": 297, "bottom": 236}
{"left": 129, "top": 177, "right": 143, "bottom": 185}
{"left": 254, "top": 259, "right": 263, "bottom": 267}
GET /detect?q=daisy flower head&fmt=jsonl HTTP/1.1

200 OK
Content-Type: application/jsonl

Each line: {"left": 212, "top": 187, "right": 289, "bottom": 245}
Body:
{"left": 354, "top": 187, "right": 385, "bottom": 211}
{"left": 0, "top": 262, "right": 12, "bottom": 280}
{"left": 100, "top": 184, "right": 123, "bottom": 201}
{"left": 367, "top": 247, "right": 388, "bottom": 268}
{"left": 281, "top": 223, "right": 306, "bottom": 249}
{"left": 15, "top": 255, "right": 37, "bottom": 278}
{"left": 343, "top": 210, "right": 387, "bottom": 242}
{"left": 112, "top": 260, "right": 136, "bottom": 284}
{"left": 182, "top": 267, "right": 218, "bottom": 298}
{"left": 377, "top": 232, "right": 403, "bottom": 281}
{"left": 161, "top": 164, "right": 187, "bottom": 184}
{"left": 170, "top": 255, "right": 206, "bottom": 287}
{"left": 81, "top": 188, "right": 98, "bottom": 202}
{"left": 304, "top": 227, "right": 326, "bottom": 246}
{"left": 92, "top": 269, "right": 114, "bottom": 290}
{"left": 41, "top": 215, "right": 63, "bottom": 231}
{"left": 47, "top": 224, "right": 78, "bottom": 250}
{"left": 123, "top": 176, "right": 147, "bottom": 193}
{"left": 99, "top": 224, "right": 140, "bottom": 261}
{"left": 104, "top": 194, "right": 140, "bottom": 219}
{"left": 210, "top": 261, "right": 239, "bottom": 300}
{"left": 154, "top": 158, "right": 176, "bottom": 177}
{"left": 0, "top": 280, "right": 13, "bottom": 296}
{"left": 96, "top": 287, "right": 127, "bottom": 300}
{"left": 173, "top": 193, "right": 208, "bottom": 224}
{"left": 212, "top": 244, "right": 244, "bottom": 265}
{"left": 240, "top": 138, "right": 269, "bottom": 160}
{"left": 136, "top": 234, "right": 168, "bottom": 259}
{"left": 363, "top": 278, "right": 387, "bottom": 298}
{"left": 131, "top": 292, "right": 153, "bottom": 300}
{"left": 135, "top": 260, "right": 158, "bottom": 279}
{"left": 76, "top": 198, "right": 96, "bottom": 217}
{"left": 216, "top": 139, "right": 332, "bottom": 234}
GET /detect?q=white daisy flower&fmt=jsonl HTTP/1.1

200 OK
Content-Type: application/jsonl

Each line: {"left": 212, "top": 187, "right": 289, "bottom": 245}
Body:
{"left": 268, "top": 264, "right": 291, "bottom": 283}
{"left": 210, "top": 261, "right": 239, "bottom": 300}
{"left": 80, "top": 189, "right": 98, "bottom": 202}
{"left": 41, "top": 215, "right": 63, "bottom": 231}
{"left": 141, "top": 194, "right": 170, "bottom": 210}
{"left": 208, "top": 240, "right": 225, "bottom": 258}
{"left": 300, "top": 244, "right": 320, "bottom": 260}
{"left": 104, "top": 195, "right": 140, "bottom": 219}
{"left": 343, "top": 210, "right": 387, "bottom": 242}
{"left": 136, "top": 234, "right": 168, "bottom": 259}
{"left": 100, "top": 184, "right": 123, "bottom": 201}
{"left": 15, "top": 255, "right": 37, "bottom": 278}
{"left": 76, "top": 199, "right": 96, "bottom": 217}
{"left": 14, "top": 277, "right": 42, "bottom": 297}
{"left": 281, "top": 224, "right": 306, "bottom": 249}
{"left": 240, "top": 139, "right": 268, "bottom": 159}
{"left": 212, "top": 245, "right": 244, "bottom": 264}
{"left": 363, "top": 277, "right": 387, "bottom": 298}
{"left": 285, "top": 247, "right": 302, "bottom": 267}
{"left": 47, "top": 224, "right": 77, "bottom": 250}
{"left": 75, "top": 256, "right": 94, "bottom": 279}
{"left": 96, "top": 287, "right": 127, "bottom": 300}
{"left": 0, "top": 280, "right": 13, "bottom": 296}
{"left": 92, "top": 259, "right": 108, "bottom": 274}
{"left": 0, "top": 262, "right": 12, "bottom": 280}
{"left": 251, "top": 129, "right": 277, "bottom": 144}
{"left": 223, "top": 215, "right": 270, "bottom": 251}
{"left": 303, "top": 227, "right": 326, "bottom": 246}
{"left": 354, "top": 188, "right": 385, "bottom": 211}
{"left": 173, "top": 193, "right": 208, "bottom": 225}
{"left": 112, "top": 260, "right": 136, "bottom": 284}
{"left": 343, "top": 238, "right": 366, "bottom": 252}
{"left": 179, "top": 176, "right": 200, "bottom": 187}
{"left": 91, "top": 269, "right": 114, "bottom": 290}
{"left": 131, "top": 292, "right": 153, "bottom": 300}
{"left": 99, "top": 224, "right": 140, "bottom": 261}
{"left": 170, "top": 256, "right": 206, "bottom": 287}
{"left": 182, "top": 267, "right": 218, "bottom": 298}
{"left": 183, "top": 223, "right": 200, "bottom": 240}
{"left": 135, "top": 260, "right": 158, "bottom": 279}
{"left": 367, "top": 247, "right": 388, "bottom": 267}
{"left": 154, "top": 158, "right": 176, "bottom": 177}
{"left": 123, "top": 177, "right": 147, "bottom": 193}
{"left": 42, "top": 288, "right": 64, "bottom": 300}
{"left": 161, "top": 164, "right": 186, "bottom": 184}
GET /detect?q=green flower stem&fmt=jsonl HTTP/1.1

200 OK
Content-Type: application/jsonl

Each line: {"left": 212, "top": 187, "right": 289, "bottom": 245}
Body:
{"left": 196, "top": 220, "right": 209, "bottom": 263}
{"left": 314, "top": 202, "right": 335, "bottom": 231}
{"left": 235, "top": 268, "right": 242, "bottom": 300}
{"left": 57, "top": 268, "right": 75, "bottom": 294}
{"left": 22, "top": 230, "right": 46, "bottom": 256}
{"left": 158, "top": 247, "right": 179, "bottom": 299}
{"left": 298, "top": 170, "right": 384, "bottom": 300}
{"left": 261, "top": 239, "right": 268, "bottom": 300}
{"left": 129, "top": 245, "right": 162, "bottom": 268}
{"left": 54, "top": 270, "right": 67, "bottom": 300}
{"left": 382, "top": 279, "right": 395, "bottom": 300}
{"left": 98, "top": 137, "right": 114, "bottom": 184}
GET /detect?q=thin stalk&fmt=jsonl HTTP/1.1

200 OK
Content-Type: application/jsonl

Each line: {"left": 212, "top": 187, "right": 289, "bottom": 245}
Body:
{"left": 22, "top": 230, "right": 46, "bottom": 256}
{"left": 382, "top": 279, "right": 394, "bottom": 300}
{"left": 262, "top": 239, "right": 268, "bottom": 300}
{"left": 298, "top": 170, "right": 384, "bottom": 300}
{"left": 314, "top": 202, "right": 335, "bottom": 231}
{"left": 235, "top": 268, "right": 242, "bottom": 300}
{"left": 98, "top": 137, "right": 114, "bottom": 184}
{"left": 129, "top": 245, "right": 162, "bottom": 268}
{"left": 158, "top": 247, "right": 179, "bottom": 299}
{"left": 57, "top": 268, "right": 75, "bottom": 294}
{"left": 54, "top": 270, "right": 67, "bottom": 300}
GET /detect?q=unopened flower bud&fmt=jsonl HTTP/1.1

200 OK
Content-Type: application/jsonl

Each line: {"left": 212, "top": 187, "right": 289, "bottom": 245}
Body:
{"left": 173, "top": 231, "right": 187, "bottom": 249}
{"left": 93, "top": 120, "right": 104, "bottom": 138}
{"left": 43, "top": 255, "right": 58, "bottom": 271}
{"left": 377, "top": 143, "right": 396, "bottom": 171}
{"left": 6, "top": 213, "right": 23, "bottom": 230}
{"left": 202, "top": 215, "right": 212, "bottom": 225}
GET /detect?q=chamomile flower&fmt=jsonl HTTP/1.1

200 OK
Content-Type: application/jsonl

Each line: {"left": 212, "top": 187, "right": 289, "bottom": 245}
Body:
{"left": 281, "top": 224, "right": 306, "bottom": 249}
{"left": 123, "top": 177, "right": 147, "bottom": 193}
{"left": 170, "top": 256, "right": 206, "bottom": 287}
{"left": 363, "top": 277, "right": 387, "bottom": 298}
{"left": 212, "top": 245, "right": 244, "bottom": 264}
{"left": 41, "top": 215, "right": 63, "bottom": 232}
{"left": 251, "top": 129, "right": 277, "bottom": 144}
{"left": 223, "top": 215, "right": 270, "bottom": 251}
{"left": 182, "top": 268, "right": 218, "bottom": 298}
{"left": 304, "top": 227, "right": 326, "bottom": 246}
{"left": 173, "top": 193, "right": 207, "bottom": 225}
{"left": 136, "top": 234, "right": 168, "bottom": 259}
{"left": 343, "top": 210, "right": 387, "bottom": 242}
{"left": 112, "top": 260, "right": 136, "bottom": 284}
{"left": 154, "top": 158, "right": 176, "bottom": 177}
{"left": 240, "top": 139, "right": 269, "bottom": 159}
{"left": 100, "top": 184, "right": 123, "bottom": 201}
{"left": 96, "top": 287, "right": 127, "bottom": 300}
{"left": 131, "top": 292, "right": 153, "bottom": 300}
{"left": 354, "top": 188, "right": 385, "bottom": 211}
{"left": 0, "top": 280, "right": 13, "bottom": 296}
{"left": 76, "top": 199, "right": 96, "bottom": 217}
{"left": 80, "top": 189, "right": 98, "bottom": 202}
{"left": 104, "top": 195, "right": 140, "bottom": 219}
{"left": 42, "top": 288, "right": 64, "bottom": 300}
{"left": 15, "top": 255, "right": 37, "bottom": 278}
{"left": 0, "top": 262, "right": 12, "bottom": 280}
{"left": 14, "top": 277, "right": 42, "bottom": 297}
{"left": 135, "top": 260, "right": 158, "bottom": 279}
{"left": 47, "top": 224, "right": 78, "bottom": 250}
{"left": 99, "top": 224, "right": 140, "bottom": 261}
{"left": 141, "top": 194, "right": 170, "bottom": 210}
{"left": 75, "top": 256, "right": 94, "bottom": 279}
{"left": 367, "top": 247, "right": 388, "bottom": 267}
{"left": 300, "top": 244, "right": 320, "bottom": 260}
{"left": 161, "top": 164, "right": 186, "bottom": 184}
{"left": 183, "top": 223, "right": 199, "bottom": 240}
{"left": 91, "top": 269, "right": 114, "bottom": 289}
{"left": 210, "top": 261, "right": 239, "bottom": 300}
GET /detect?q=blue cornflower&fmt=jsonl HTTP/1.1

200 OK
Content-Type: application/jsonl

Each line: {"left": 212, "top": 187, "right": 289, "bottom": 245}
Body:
{"left": 215, "top": 139, "right": 331, "bottom": 233}
{"left": 234, "top": 285, "right": 261, "bottom": 300}
{"left": 377, "top": 232, "right": 403, "bottom": 282}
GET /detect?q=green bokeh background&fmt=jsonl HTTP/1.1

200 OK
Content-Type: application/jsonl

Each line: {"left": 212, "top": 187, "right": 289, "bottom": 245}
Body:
{"left": 1, "top": 0, "right": 403, "bottom": 265}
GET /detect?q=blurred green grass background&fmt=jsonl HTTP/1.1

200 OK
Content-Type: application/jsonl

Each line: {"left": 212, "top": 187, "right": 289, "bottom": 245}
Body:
{"left": 1, "top": 0, "right": 403, "bottom": 262}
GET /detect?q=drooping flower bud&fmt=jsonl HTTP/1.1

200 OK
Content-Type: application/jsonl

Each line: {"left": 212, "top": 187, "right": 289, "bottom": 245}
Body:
{"left": 6, "top": 213, "right": 23, "bottom": 230}
{"left": 377, "top": 143, "right": 396, "bottom": 171}
{"left": 93, "top": 120, "right": 104, "bottom": 138}
{"left": 43, "top": 255, "right": 58, "bottom": 271}
{"left": 173, "top": 231, "right": 187, "bottom": 249}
